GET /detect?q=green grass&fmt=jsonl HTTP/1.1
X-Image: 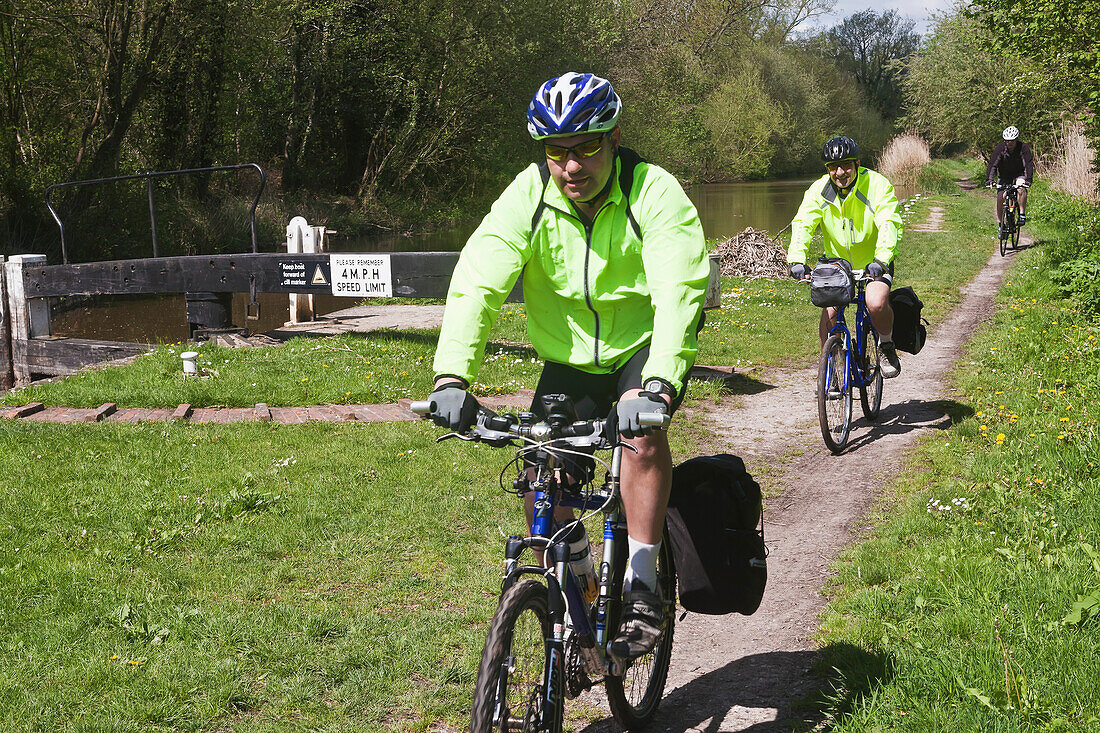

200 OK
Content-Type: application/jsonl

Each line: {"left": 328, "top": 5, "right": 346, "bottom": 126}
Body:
{"left": 1, "top": 420, "right": 510, "bottom": 731}
{"left": 812, "top": 181, "right": 1100, "bottom": 731}
{"left": 0, "top": 404, "right": 709, "bottom": 731}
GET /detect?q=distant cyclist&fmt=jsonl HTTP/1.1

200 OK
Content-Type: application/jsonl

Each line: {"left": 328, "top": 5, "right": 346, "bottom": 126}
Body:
{"left": 985, "top": 126, "right": 1034, "bottom": 235}
{"left": 787, "top": 135, "right": 904, "bottom": 378}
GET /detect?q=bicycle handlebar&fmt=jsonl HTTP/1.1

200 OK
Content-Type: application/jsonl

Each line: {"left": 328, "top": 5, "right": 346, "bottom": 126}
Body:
{"left": 795, "top": 268, "right": 871, "bottom": 283}
{"left": 409, "top": 400, "right": 669, "bottom": 445}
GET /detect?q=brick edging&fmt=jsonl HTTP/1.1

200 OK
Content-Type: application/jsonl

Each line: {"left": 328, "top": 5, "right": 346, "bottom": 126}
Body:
{"left": 0, "top": 390, "right": 537, "bottom": 426}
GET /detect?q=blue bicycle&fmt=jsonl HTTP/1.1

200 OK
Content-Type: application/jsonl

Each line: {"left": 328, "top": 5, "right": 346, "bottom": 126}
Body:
{"left": 411, "top": 395, "right": 675, "bottom": 732}
{"left": 816, "top": 271, "right": 884, "bottom": 452}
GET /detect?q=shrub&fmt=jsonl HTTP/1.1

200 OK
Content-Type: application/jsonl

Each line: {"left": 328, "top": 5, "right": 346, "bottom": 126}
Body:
{"left": 876, "top": 132, "right": 931, "bottom": 190}
{"left": 1036, "top": 189, "right": 1100, "bottom": 314}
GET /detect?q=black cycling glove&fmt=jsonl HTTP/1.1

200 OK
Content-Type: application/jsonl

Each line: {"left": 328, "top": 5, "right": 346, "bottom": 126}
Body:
{"left": 615, "top": 392, "right": 668, "bottom": 439}
{"left": 865, "top": 259, "right": 887, "bottom": 279}
{"left": 789, "top": 263, "right": 809, "bottom": 280}
{"left": 427, "top": 383, "right": 479, "bottom": 431}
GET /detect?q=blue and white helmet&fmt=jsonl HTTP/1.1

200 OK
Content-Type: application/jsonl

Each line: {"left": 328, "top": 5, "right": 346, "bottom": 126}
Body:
{"left": 526, "top": 72, "right": 622, "bottom": 140}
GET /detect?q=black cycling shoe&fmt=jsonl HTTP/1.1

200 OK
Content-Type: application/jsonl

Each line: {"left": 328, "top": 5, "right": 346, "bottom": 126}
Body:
{"left": 1018, "top": 214, "right": 1027, "bottom": 227}
{"left": 610, "top": 581, "right": 664, "bottom": 661}
{"left": 879, "top": 341, "right": 902, "bottom": 379}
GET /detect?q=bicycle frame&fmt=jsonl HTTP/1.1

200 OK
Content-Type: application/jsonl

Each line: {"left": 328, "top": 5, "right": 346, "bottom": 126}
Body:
{"left": 498, "top": 443, "right": 628, "bottom": 729}
{"left": 995, "top": 184, "right": 1022, "bottom": 228}
{"left": 824, "top": 282, "right": 878, "bottom": 394}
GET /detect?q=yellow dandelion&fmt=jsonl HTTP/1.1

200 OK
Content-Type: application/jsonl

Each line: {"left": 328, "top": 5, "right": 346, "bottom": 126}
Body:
{"left": 996, "top": 434, "right": 1005, "bottom": 444}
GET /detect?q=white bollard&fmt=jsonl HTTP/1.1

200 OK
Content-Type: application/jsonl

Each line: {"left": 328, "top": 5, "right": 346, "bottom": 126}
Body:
{"left": 286, "top": 216, "right": 316, "bottom": 325}
{"left": 180, "top": 351, "right": 200, "bottom": 375}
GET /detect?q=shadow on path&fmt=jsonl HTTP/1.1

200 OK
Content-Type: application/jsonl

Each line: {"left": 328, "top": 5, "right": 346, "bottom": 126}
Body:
{"left": 841, "top": 398, "right": 975, "bottom": 453}
{"left": 577, "top": 643, "right": 889, "bottom": 732}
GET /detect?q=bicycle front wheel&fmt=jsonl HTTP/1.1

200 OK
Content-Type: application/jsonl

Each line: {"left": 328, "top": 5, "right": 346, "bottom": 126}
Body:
{"left": 859, "top": 328, "right": 883, "bottom": 421}
{"left": 818, "top": 333, "right": 852, "bottom": 453}
{"left": 470, "top": 579, "right": 556, "bottom": 733}
{"left": 605, "top": 534, "right": 676, "bottom": 729}
{"left": 1012, "top": 220, "right": 1021, "bottom": 249}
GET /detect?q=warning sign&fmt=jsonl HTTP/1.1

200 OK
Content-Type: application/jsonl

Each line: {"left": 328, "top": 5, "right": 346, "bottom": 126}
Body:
{"left": 330, "top": 254, "right": 392, "bottom": 297}
{"left": 281, "top": 260, "right": 330, "bottom": 290}
{"left": 280, "top": 260, "right": 309, "bottom": 288}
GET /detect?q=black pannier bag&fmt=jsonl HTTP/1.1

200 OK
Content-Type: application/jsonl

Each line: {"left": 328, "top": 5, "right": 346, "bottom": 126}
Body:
{"left": 889, "top": 286, "right": 927, "bottom": 354}
{"left": 665, "top": 454, "right": 767, "bottom": 615}
{"left": 810, "top": 257, "right": 855, "bottom": 308}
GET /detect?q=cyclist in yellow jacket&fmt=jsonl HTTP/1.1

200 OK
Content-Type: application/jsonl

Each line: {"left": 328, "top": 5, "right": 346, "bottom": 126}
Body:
{"left": 423, "top": 72, "right": 710, "bottom": 660}
{"left": 787, "top": 135, "right": 903, "bottom": 378}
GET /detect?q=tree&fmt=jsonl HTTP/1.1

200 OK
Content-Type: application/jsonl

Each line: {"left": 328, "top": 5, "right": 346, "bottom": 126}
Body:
{"left": 901, "top": 11, "right": 1071, "bottom": 152}
{"left": 810, "top": 10, "right": 920, "bottom": 120}
{"left": 967, "top": 0, "right": 1099, "bottom": 140}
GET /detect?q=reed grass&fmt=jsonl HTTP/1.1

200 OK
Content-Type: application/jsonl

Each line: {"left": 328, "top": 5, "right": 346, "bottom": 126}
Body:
{"left": 876, "top": 132, "right": 932, "bottom": 191}
{"left": 1043, "top": 119, "right": 1098, "bottom": 202}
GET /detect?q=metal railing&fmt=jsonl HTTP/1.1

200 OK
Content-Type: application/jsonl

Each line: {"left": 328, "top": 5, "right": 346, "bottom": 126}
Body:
{"left": 45, "top": 163, "right": 266, "bottom": 264}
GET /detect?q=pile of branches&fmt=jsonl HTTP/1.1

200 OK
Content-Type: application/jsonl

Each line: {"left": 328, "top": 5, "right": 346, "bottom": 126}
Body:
{"left": 713, "top": 227, "right": 789, "bottom": 279}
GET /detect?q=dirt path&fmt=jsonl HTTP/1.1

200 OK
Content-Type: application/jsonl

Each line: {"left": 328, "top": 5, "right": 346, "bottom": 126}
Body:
{"left": 575, "top": 234, "right": 1030, "bottom": 732}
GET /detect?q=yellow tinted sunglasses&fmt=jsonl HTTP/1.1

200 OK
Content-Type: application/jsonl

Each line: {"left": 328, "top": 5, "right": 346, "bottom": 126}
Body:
{"left": 544, "top": 134, "right": 607, "bottom": 161}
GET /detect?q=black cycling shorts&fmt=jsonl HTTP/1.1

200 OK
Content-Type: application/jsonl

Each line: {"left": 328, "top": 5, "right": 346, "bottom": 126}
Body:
{"left": 530, "top": 343, "right": 686, "bottom": 421}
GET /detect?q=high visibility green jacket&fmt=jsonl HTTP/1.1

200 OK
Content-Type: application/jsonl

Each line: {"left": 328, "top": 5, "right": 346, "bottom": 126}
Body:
{"left": 433, "top": 155, "right": 709, "bottom": 396}
{"left": 787, "top": 167, "right": 902, "bottom": 269}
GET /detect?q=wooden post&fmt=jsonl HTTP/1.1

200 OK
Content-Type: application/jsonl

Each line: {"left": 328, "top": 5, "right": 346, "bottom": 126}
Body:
{"left": 286, "top": 216, "right": 316, "bottom": 324}
{"left": 5, "top": 254, "right": 50, "bottom": 386}
{"left": 704, "top": 252, "right": 722, "bottom": 309}
{"left": 0, "top": 256, "right": 12, "bottom": 391}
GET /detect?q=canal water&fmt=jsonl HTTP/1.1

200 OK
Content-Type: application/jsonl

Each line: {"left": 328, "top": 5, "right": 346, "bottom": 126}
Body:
{"left": 50, "top": 179, "right": 811, "bottom": 343}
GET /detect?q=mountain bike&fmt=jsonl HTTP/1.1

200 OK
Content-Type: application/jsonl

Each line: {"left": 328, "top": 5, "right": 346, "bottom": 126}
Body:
{"left": 411, "top": 395, "right": 676, "bottom": 732}
{"left": 815, "top": 271, "right": 883, "bottom": 453}
{"left": 996, "top": 183, "right": 1022, "bottom": 257}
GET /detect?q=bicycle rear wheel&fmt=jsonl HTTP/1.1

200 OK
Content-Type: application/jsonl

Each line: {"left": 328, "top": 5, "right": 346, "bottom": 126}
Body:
{"left": 859, "top": 328, "right": 883, "bottom": 421}
{"left": 605, "top": 533, "right": 676, "bottom": 729}
{"left": 818, "top": 333, "right": 852, "bottom": 453}
{"left": 471, "top": 579, "right": 556, "bottom": 733}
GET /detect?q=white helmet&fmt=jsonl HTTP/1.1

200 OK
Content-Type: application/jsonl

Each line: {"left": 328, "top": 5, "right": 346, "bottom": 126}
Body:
{"left": 1003, "top": 126, "right": 1020, "bottom": 141}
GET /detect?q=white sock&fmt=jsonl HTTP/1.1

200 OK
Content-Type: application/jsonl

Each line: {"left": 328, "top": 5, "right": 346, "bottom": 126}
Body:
{"left": 624, "top": 536, "right": 660, "bottom": 592}
{"left": 879, "top": 331, "right": 893, "bottom": 345}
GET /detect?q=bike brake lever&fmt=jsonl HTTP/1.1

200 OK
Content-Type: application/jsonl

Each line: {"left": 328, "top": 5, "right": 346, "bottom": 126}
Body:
{"left": 435, "top": 431, "right": 472, "bottom": 442}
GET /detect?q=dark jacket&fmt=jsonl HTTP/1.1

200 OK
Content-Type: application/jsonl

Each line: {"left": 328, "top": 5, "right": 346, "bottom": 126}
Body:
{"left": 986, "top": 140, "right": 1034, "bottom": 185}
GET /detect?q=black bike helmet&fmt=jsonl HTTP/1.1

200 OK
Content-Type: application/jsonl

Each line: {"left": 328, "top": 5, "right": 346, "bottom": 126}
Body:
{"left": 822, "top": 135, "right": 859, "bottom": 163}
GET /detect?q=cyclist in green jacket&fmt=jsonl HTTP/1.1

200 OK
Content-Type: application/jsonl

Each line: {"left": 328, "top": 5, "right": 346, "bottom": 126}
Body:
{"left": 787, "top": 135, "right": 904, "bottom": 378}
{"left": 423, "top": 72, "right": 710, "bottom": 660}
